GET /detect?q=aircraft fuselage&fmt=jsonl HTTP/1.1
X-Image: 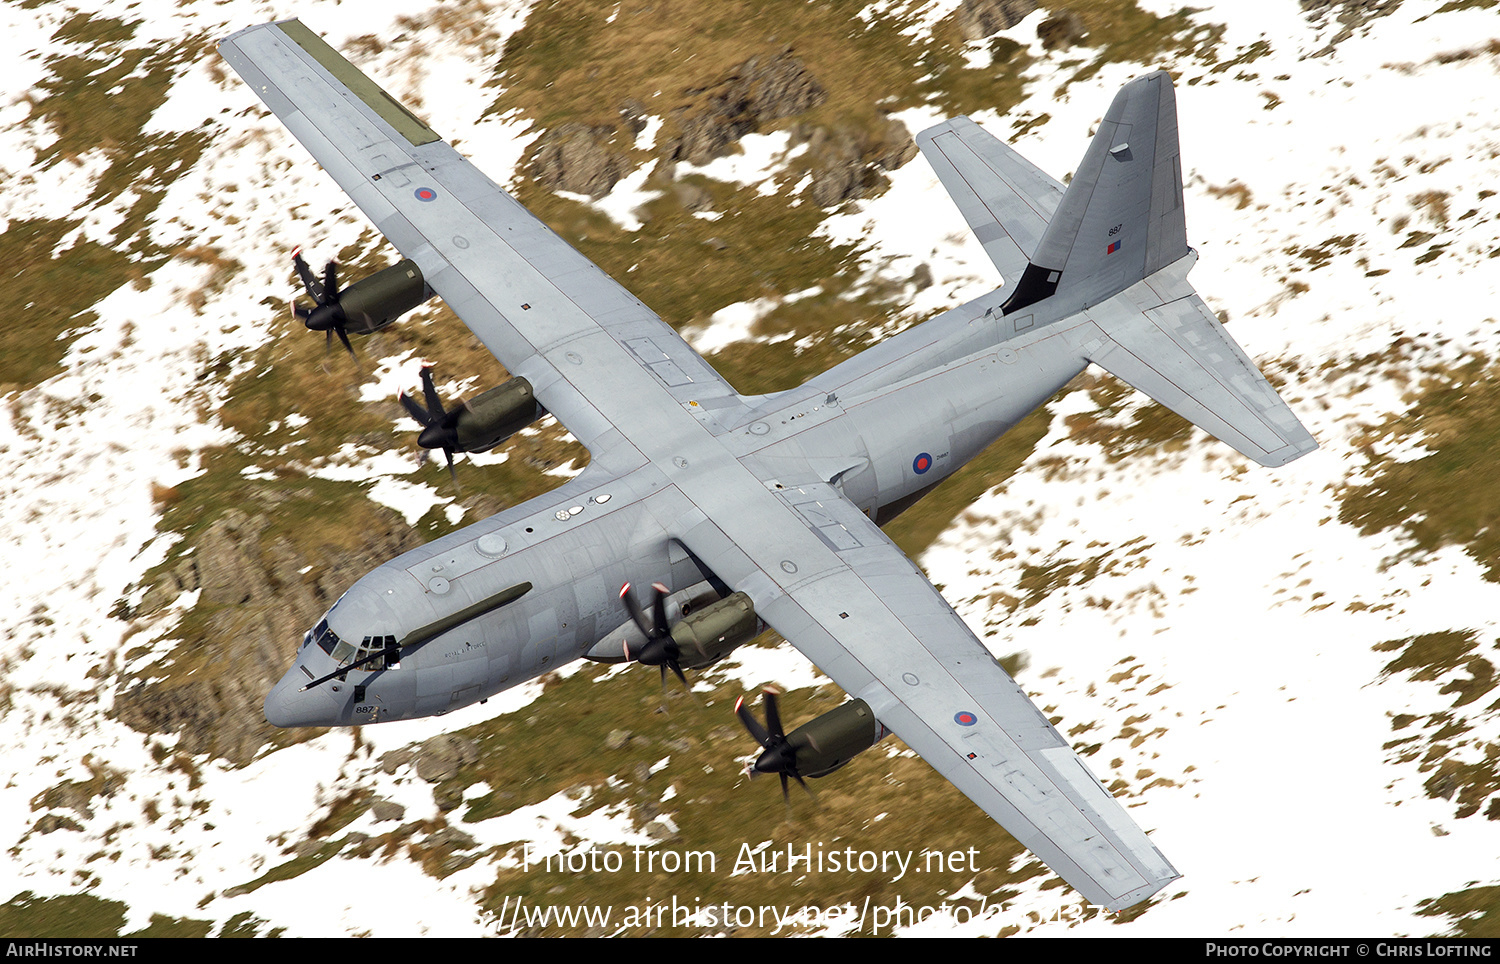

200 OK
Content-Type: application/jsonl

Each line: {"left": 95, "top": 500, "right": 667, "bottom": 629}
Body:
{"left": 265, "top": 278, "right": 1094, "bottom": 727}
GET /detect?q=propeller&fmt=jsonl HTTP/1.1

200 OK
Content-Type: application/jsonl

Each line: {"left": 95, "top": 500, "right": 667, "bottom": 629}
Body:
{"left": 291, "top": 247, "right": 356, "bottom": 360}
{"left": 399, "top": 362, "right": 462, "bottom": 489}
{"left": 619, "top": 581, "right": 702, "bottom": 692}
{"left": 735, "top": 688, "right": 815, "bottom": 805}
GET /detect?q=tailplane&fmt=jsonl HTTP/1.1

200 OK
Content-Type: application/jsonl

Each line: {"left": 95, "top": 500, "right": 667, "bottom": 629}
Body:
{"left": 920, "top": 74, "right": 1316, "bottom": 468}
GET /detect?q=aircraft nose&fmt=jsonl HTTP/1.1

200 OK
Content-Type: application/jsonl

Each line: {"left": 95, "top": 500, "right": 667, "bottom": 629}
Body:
{"left": 264, "top": 667, "right": 342, "bottom": 727}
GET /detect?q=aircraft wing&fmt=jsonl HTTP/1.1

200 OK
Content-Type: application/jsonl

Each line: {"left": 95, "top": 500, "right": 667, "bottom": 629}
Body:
{"left": 678, "top": 481, "right": 1180, "bottom": 911}
{"left": 915, "top": 116, "right": 1065, "bottom": 286}
{"left": 217, "top": 21, "right": 741, "bottom": 461}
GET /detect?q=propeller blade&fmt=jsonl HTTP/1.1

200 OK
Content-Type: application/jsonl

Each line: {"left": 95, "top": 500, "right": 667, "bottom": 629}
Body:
{"left": 403, "top": 364, "right": 464, "bottom": 491}
{"left": 735, "top": 695, "right": 772, "bottom": 748}
{"left": 651, "top": 583, "right": 670, "bottom": 636}
{"left": 443, "top": 447, "right": 460, "bottom": 493}
{"left": 763, "top": 688, "right": 784, "bottom": 740}
{"left": 289, "top": 250, "right": 356, "bottom": 362}
{"left": 400, "top": 390, "right": 435, "bottom": 427}
{"left": 620, "top": 583, "right": 654, "bottom": 640}
{"left": 292, "top": 247, "right": 323, "bottom": 301}
{"left": 619, "top": 581, "right": 693, "bottom": 699}
{"left": 419, "top": 364, "right": 447, "bottom": 421}
{"left": 737, "top": 689, "right": 815, "bottom": 807}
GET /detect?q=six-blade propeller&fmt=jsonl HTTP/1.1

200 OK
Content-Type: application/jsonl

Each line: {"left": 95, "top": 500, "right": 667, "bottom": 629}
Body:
{"left": 291, "top": 247, "right": 356, "bottom": 359}
{"left": 619, "top": 581, "right": 695, "bottom": 691}
{"left": 399, "top": 362, "right": 464, "bottom": 488}
{"left": 736, "top": 688, "right": 815, "bottom": 804}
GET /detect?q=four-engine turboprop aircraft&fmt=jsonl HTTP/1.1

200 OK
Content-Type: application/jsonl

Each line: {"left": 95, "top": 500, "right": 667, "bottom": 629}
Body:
{"left": 221, "top": 20, "right": 1315, "bottom": 912}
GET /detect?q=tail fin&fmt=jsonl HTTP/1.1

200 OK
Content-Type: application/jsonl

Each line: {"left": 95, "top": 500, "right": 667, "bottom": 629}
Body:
{"left": 1004, "top": 70, "right": 1188, "bottom": 313}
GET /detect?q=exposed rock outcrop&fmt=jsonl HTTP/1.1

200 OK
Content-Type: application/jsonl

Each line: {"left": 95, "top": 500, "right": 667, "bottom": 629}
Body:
{"left": 798, "top": 117, "right": 917, "bottom": 207}
{"left": 371, "top": 797, "right": 406, "bottom": 823}
{"left": 1037, "top": 11, "right": 1088, "bottom": 50}
{"left": 413, "top": 734, "right": 480, "bottom": 783}
{"left": 957, "top": 0, "right": 1039, "bottom": 40}
{"left": 527, "top": 50, "right": 830, "bottom": 201}
{"left": 526, "top": 122, "right": 632, "bottom": 198}
{"left": 664, "top": 49, "right": 827, "bottom": 166}
{"left": 1301, "top": 0, "right": 1402, "bottom": 53}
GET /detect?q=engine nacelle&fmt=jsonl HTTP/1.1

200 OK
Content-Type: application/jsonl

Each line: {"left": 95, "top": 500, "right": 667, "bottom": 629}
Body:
{"left": 337, "top": 258, "right": 431, "bottom": 335}
{"left": 582, "top": 585, "right": 757, "bottom": 666}
{"left": 449, "top": 377, "right": 543, "bottom": 453}
{"left": 670, "top": 591, "right": 758, "bottom": 668}
{"left": 777, "top": 699, "right": 887, "bottom": 778}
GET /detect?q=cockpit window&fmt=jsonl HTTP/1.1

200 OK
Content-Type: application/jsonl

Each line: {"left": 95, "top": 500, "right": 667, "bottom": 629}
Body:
{"left": 314, "top": 622, "right": 398, "bottom": 671}
{"left": 330, "top": 635, "right": 357, "bottom": 664}
{"left": 313, "top": 620, "right": 354, "bottom": 662}
{"left": 354, "top": 635, "right": 400, "bottom": 670}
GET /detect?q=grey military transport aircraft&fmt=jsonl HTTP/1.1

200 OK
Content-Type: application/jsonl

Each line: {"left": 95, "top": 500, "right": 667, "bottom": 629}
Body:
{"left": 221, "top": 20, "right": 1315, "bottom": 912}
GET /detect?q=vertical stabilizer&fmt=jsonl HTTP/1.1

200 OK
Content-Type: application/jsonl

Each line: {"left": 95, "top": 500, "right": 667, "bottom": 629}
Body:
{"left": 1004, "top": 70, "right": 1187, "bottom": 313}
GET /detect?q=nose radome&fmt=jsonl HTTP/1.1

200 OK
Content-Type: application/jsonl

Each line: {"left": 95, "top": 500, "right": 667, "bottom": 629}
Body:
{"left": 264, "top": 670, "right": 341, "bottom": 727}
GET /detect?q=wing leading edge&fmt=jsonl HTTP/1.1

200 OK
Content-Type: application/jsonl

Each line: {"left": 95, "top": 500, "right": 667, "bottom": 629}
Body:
{"left": 678, "top": 481, "right": 1179, "bottom": 911}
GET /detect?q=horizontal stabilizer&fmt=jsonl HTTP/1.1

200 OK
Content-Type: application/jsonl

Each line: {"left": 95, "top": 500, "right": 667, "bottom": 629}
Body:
{"left": 1085, "top": 287, "right": 1317, "bottom": 467}
{"left": 916, "top": 117, "right": 1065, "bottom": 286}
